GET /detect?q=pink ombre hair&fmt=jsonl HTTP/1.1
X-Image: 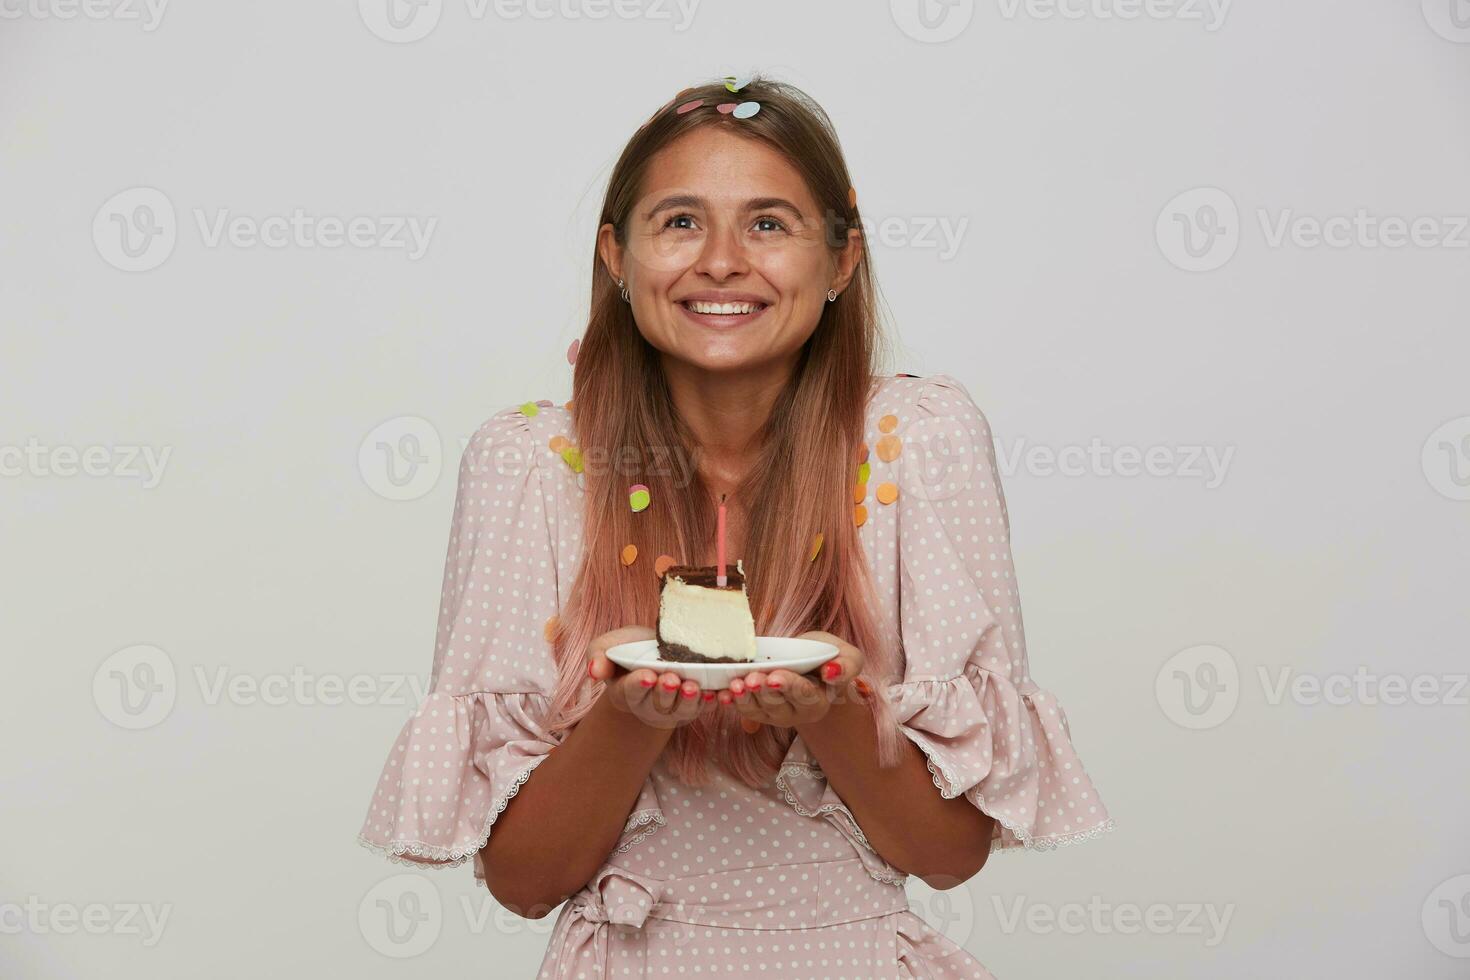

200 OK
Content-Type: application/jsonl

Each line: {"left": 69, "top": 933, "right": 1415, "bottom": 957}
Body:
{"left": 544, "top": 76, "right": 906, "bottom": 787}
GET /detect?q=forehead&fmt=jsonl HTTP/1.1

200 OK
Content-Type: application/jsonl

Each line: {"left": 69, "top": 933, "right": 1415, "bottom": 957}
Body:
{"left": 639, "top": 127, "right": 815, "bottom": 209}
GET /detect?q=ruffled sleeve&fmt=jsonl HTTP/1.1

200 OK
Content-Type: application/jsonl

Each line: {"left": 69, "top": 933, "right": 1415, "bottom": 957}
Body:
{"left": 356, "top": 405, "right": 665, "bottom": 882}
{"left": 887, "top": 375, "right": 1114, "bottom": 853}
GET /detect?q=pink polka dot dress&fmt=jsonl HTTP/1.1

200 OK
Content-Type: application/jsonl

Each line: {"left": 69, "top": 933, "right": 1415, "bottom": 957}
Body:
{"left": 358, "top": 373, "right": 1114, "bottom": 977}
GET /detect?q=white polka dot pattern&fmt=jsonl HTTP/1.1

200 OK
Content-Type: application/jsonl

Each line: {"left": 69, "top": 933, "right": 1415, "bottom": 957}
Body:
{"left": 355, "top": 377, "right": 1111, "bottom": 976}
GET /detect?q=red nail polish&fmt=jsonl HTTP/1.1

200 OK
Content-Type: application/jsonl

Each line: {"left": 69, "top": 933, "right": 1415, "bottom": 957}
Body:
{"left": 768, "top": 679, "right": 782, "bottom": 689}
{"left": 822, "top": 662, "right": 841, "bottom": 680}
{"left": 663, "top": 680, "right": 679, "bottom": 690}
{"left": 587, "top": 662, "right": 596, "bottom": 677}
{"left": 702, "top": 691, "right": 715, "bottom": 701}
{"left": 639, "top": 677, "right": 656, "bottom": 687}
{"left": 749, "top": 682, "right": 761, "bottom": 690}
{"left": 681, "top": 687, "right": 696, "bottom": 699}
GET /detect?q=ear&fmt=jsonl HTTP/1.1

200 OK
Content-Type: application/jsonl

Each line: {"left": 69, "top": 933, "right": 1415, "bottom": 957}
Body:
{"left": 829, "top": 226, "right": 863, "bottom": 294}
{"left": 596, "top": 223, "right": 624, "bottom": 285}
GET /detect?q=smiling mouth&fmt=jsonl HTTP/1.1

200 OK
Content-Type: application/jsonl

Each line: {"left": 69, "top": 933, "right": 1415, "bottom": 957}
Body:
{"left": 679, "top": 300, "right": 769, "bottom": 316}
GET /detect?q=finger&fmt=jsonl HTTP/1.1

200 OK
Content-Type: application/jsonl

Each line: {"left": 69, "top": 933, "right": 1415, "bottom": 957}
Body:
{"left": 588, "top": 650, "right": 617, "bottom": 682}
{"left": 770, "top": 669, "right": 823, "bottom": 707}
{"left": 652, "top": 671, "right": 683, "bottom": 713}
{"left": 679, "top": 679, "right": 701, "bottom": 704}
{"left": 592, "top": 625, "right": 657, "bottom": 655}
{"left": 717, "top": 688, "right": 735, "bottom": 706}
{"left": 743, "top": 670, "right": 768, "bottom": 693}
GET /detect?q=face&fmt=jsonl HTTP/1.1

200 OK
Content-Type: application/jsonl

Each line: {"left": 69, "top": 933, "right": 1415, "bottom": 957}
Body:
{"left": 598, "top": 127, "right": 861, "bottom": 375}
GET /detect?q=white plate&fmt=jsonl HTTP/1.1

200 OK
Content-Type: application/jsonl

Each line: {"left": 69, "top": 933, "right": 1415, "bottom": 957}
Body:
{"left": 605, "top": 636, "right": 838, "bottom": 690}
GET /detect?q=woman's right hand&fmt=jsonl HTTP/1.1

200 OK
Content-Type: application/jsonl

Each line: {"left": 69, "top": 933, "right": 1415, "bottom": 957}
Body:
{"left": 588, "top": 626, "right": 716, "bottom": 730}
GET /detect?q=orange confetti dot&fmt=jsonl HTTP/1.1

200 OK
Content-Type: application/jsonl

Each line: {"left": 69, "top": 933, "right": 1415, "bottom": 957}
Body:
{"left": 853, "top": 504, "right": 868, "bottom": 527}
{"left": 876, "top": 482, "right": 899, "bottom": 505}
{"left": 876, "top": 434, "right": 902, "bottom": 462}
{"left": 565, "top": 399, "right": 575, "bottom": 412}
{"left": 847, "top": 186, "right": 857, "bottom": 209}
{"left": 809, "top": 532, "right": 824, "bottom": 561}
{"left": 543, "top": 615, "right": 560, "bottom": 644}
{"left": 853, "top": 482, "right": 867, "bottom": 505}
{"left": 549, "top": 435, "right": 569, "bottom": 453}
{"left": 878, "top": 414, "right": 898, "bottom": 434}
{"left": 857, "top": 442, "right": 869, "bottom": 463}
{"left": 620, "top": 544, "right": 638, "bottom": 566}
{"left": 654, "top": 554, "right": 676, "bottom": 577}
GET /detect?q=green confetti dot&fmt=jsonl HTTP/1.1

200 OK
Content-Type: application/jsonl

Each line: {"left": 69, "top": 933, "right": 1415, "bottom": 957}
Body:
{"left": 857, "top": 461, "right": 871, "bottom": 484}
{"left": 520, "top": 401, "right": 540, "bottom": 417}
{"left": 561, "top": 446, "right": 583, "bottom": 473}
{"left": 629, "top": 488, "right": 651, "bottom": 512}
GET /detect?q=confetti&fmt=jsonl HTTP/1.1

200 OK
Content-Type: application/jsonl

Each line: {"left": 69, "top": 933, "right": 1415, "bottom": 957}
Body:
{"left": 543, "top": 615, "right": 560, "bottom": 644}
{"left": 520, "top": 401, "right": 540, "bottom": 417}
{"left": 876, "top": 434, "right": 902, "bottom": 462}
{"left": 565, "top": 399, "right": 575, "bottom": 412}
{"left": 629, "top": 483, "right": 651, "bottom": 512}
{"left": 561, "top": 446, "right": 584, "bottom": 473}
{"left": 878, "top": 414, "right": 898, "bottom": 434}
{"left": 549, "top": 435, "right": 570, "bottom": 453}
{"left": 654, "top": 554, "right": 676, "bottom": 577}
{"left": 567, "top": 338, "right": 580, "bottom": 364}
{"left": 676, "top": 99, "right": 704, "bottom": 114}
{"left": 621, "top": 544, "right": 639, "bottom": 566}
{"left": 853, "top": 504, "right": 868, "bottom": 528}
{"left": 732, "top": 101, "right": 761, "bottom": 119}
{"left": 857, "top": 461, "right": 871, "bottom": 484}
{"left": 809, "top": 533, "right": 824, "bottom": 561}
{"left": 877, "top": 482, "right": 899, "bottom": 505}
{"left": 857, "top": 442, "right": 869, "bottom": 463}
{"left": 716, "top": 102, "right": 738, "bottom": 114}
{"left": 848, "top": 186, "right": 857, "bottom": 209}
{"left": 724, "top": 75, "right": 752, "bottom": 93}
{"left": 853, "top": 482, "right": 866, "bottom": 505}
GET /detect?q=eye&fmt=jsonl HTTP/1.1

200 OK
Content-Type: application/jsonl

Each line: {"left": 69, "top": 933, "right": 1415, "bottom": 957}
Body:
{"left": 662, "top": 213, "right": 698, "bottom": 231}
{"left": 753, "top": 215, "right": 788, "bottom": 233}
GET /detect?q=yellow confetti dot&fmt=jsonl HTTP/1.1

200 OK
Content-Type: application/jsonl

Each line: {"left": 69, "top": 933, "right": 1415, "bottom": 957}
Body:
{"left": 654, "top": 554, "right": 676, "bottom": 577}
{"left": 854, "top": 504, "right": 868, "bottom": 528}
{"left": 857, "top": 461, "right": 871, "bottom": 484}
{"left": 853, "top": 482, "right": 866, "bottom": 505}
{"left": 629, "top": 485, "right": 651, "bottom": 512}
{"left": 520, "top": 401, "right": 540, "bottom": 417}
{"left": 561, "top": 446, "right": 584, "bottom": 473}
{"left": 877, "top": 482, "right": 899, "bottom": 505}
{"left": 543, "top": 615, "right": 560, "bottom": 644}
{"left": 620, "top": 544, "right": 638, "bottom": 566}
{"left": 549, "top": 435, "right": 569, "bottom": 453}
{"left": 809, "top": 533, "right": 824, "bottom": 562}
{"left": 878, "top": 414, "right": 898, "bottom": 434}
{"left": 876, "top": 434, "right": 902, "bottom": 462}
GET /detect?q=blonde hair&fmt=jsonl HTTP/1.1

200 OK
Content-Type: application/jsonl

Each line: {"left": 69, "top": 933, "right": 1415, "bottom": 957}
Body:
{"left": 545, "top": 75, "right": 905, "bottom": 787}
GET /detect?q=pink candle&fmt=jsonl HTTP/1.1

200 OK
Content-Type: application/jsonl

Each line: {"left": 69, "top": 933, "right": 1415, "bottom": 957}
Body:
{"left": 716, "top": 494, "right": 727, "bottom": 587}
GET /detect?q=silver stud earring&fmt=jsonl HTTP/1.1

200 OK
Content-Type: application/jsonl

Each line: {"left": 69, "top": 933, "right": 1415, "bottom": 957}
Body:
{"left": 827, "top": 288, "right": 838, "bottom": 302}
{"left": 618, "top": 278, "right": 630, "bottom": 302}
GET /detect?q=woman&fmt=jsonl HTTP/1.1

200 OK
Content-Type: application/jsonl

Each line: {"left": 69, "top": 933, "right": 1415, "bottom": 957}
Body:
{"left": 358, "top": 75, "right": 1113, "bottom": 978}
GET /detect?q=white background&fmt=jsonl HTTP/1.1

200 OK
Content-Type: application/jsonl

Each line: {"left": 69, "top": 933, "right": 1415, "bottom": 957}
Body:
{"left": 3, "top": 0, "right": 1469, "bottom": 976}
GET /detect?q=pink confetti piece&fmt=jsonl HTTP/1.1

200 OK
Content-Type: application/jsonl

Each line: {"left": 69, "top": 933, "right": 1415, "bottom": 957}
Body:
{"left": 716, "top": 102, "right": 738, "bottom": 114}
{"left": 676, "top": 99, "right": 704, "bottom": 114}
{"left": 567, "top": 338, "right": 580, "bottom": 364}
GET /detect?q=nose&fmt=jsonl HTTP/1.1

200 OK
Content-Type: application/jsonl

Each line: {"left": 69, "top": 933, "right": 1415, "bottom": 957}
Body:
{"left": 691, "top": 219, "right": 749, "bottom": 281}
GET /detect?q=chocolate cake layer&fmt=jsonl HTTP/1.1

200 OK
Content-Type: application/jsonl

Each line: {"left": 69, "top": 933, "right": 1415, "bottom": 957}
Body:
{"left": 659, "top": 563, "right": 745, "bottom": 590}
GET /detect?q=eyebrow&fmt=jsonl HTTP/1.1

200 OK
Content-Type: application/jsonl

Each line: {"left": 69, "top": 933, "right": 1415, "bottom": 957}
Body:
{"left": 642, "top": 194, "right": 806, "bottom": 220}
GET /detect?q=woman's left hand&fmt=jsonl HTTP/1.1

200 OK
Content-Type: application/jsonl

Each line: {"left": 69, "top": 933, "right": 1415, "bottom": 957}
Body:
{"left": 723, "top": 630, "right": 866, "bottom": 732}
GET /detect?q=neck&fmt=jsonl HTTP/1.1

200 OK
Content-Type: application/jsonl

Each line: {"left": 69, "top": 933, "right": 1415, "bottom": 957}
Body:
{"left": 661, "top": 352, "right": 798, "bottom": 495}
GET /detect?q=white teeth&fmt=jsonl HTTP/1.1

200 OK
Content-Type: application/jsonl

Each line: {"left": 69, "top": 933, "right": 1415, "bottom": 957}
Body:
{"left": 685, "top": 301, "right": 763, "bottom": 315}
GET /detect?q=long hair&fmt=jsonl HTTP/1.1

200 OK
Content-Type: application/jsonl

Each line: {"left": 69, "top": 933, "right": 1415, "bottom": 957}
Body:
{"left": 544, "top": 75, "right": 906, "bottom": 787}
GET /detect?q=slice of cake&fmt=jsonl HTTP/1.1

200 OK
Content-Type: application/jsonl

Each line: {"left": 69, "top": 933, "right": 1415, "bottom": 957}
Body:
{"left": 655, "top": 559, "right": 759, "bottom": 663}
